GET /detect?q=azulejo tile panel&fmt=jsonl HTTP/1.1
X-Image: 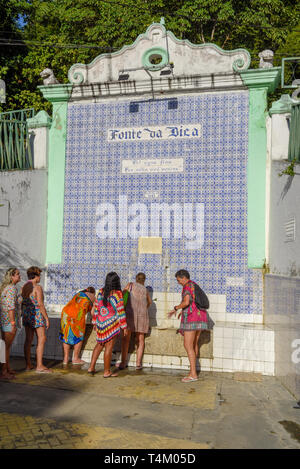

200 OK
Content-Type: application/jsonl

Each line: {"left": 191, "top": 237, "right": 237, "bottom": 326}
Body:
{"left": 46, "top": 92, "right": 263, "bottom": 315}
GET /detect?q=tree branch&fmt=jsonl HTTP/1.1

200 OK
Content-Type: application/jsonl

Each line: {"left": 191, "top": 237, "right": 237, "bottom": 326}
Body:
{"left": 222, "top": 34, "right": 230, "bottom": 48}
{"left": 200, "top": 23, "right": 205, "bottom": 43}
{"left": 210, "top": 21, "right": 217, "bottom": 41}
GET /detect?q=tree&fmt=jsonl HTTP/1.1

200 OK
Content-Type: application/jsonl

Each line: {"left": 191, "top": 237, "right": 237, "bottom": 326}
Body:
{"left": 1, "top": 0, "right": 300, "bottom": 112}
{"left": 0, "top": 0, "right": 31, "bottom": 111}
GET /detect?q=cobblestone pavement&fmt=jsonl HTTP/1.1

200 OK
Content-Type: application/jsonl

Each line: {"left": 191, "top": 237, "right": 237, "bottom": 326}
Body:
{"left": 0, "top": 357, "right": 300, "bottom": 449}
{"left": 0, "top": 412, "right": 208, "bottom": 449}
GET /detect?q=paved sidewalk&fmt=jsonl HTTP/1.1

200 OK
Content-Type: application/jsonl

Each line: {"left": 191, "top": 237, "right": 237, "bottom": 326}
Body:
{"left": 0, "top": 357, "right": 300, "bottom": 449}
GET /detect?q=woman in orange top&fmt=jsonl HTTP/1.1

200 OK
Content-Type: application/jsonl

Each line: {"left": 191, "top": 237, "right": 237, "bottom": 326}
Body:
{"left": 59, "top": 287, "right": 95, "bottom": 365}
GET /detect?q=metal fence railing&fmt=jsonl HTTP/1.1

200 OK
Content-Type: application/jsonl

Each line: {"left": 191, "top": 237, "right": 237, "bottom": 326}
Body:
{"left": 0, "top": 108, "right": 35, "bottom": 171}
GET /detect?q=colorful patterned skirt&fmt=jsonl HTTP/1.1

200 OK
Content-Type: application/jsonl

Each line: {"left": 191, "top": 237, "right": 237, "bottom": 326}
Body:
{"left": 59, "top": 311, "right": 86, "bottom": 345}
{"left": 22, "top": 297, "right": 46, "bottom": 329}
{"left": 59, "top": 292, "right": 92, "bottom": 346}
{"left": 178, "top": 306, "right": 208, "bottom": 336}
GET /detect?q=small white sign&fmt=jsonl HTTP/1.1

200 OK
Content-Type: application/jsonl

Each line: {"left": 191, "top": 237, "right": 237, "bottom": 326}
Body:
{"left": 122, "top": 158, "right": 184, "bottom": 174}
{"left": 226, "top": 277, "right": 245, "bottom": 287}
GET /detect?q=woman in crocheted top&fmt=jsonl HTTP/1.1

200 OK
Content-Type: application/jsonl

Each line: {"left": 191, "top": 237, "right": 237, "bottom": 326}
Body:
{"left": 88, "top": 272, "right": 128, "bottom": 378}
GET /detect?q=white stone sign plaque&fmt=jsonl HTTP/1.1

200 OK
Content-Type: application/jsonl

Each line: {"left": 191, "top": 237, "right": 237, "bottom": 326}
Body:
{"left": 122, "top": 158, "right": 184, "bottom": 174}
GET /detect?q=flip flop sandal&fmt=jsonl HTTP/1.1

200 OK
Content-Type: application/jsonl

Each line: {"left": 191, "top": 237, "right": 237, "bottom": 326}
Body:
{"left": 181, "top": 376, "right": 198, "bottom": 383}
{"left": 72, "top": 360, "right": 86, "bottom": 365}
{"left": 115, "top": 364, "right": 128, "bottom": 370}
{"left": 103, "top": 373, "right": 118, "bottom": 378}
{"left": 35, "top": 369, "right": 52, "bottom": 374}
{"left": 136, "top": 365, "right": 143, "bottom": 370}
{"left": 0, "top": 374, "right": 15, "bottom": 380}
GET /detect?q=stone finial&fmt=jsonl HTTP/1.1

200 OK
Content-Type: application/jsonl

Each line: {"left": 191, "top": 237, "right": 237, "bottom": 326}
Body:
{"left": 40, "top": 68, "right": 59, "bottom": 85}
{"left": 258, "top": 50, "right": 274, "bottom": 69}
{"left": 27, "top": 110, "right": 52, "bottom": 129}
{"left": 269, "top": 94, "right": 294, "bottom": 115}
{"left": 292, "top": 80, "right": 300, "bottom": 100}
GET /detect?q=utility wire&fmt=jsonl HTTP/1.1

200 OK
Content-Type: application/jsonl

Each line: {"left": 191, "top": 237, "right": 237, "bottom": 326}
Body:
{"left": 0, "top": 38, "right": 296, "bottom": 59}
{"left": 0, "top": 39, "right": 117, "bottom": 50}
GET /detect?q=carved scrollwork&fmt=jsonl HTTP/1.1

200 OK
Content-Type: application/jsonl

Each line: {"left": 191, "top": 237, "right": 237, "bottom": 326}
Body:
{"left": 68, "top": 67, "right": 87, "bottom": 85}
{"left": 232, "top": 56, "right": 249, "bottom": 72}
{"left": 292, "top": 87, "right": 300, "bottom": 101}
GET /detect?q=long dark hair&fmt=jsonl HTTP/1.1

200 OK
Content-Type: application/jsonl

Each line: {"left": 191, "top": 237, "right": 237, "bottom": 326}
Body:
{"left": 103, "top": 272, "right": 121, "bottom": 306}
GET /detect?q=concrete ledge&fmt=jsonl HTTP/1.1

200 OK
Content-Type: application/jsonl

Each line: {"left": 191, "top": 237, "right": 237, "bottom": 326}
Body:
{"left": 10, "top": 318, "right": 274, "bottom": 375}
{"left": 82, "top": 326, "right": 213, "bottom": 359}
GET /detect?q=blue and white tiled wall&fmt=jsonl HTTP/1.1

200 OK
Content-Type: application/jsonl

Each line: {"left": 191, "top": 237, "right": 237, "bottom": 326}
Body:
{"left": 45, "top": 91, "right": 264, "bottom": 320}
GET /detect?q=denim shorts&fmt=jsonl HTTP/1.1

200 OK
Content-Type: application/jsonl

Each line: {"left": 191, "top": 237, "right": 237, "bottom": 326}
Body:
{"left": 1, "top": 323, "right": 13, "bottom": 333}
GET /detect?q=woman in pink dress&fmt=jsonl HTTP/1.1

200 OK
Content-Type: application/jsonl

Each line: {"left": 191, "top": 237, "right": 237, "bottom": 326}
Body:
{"left": 168, "top": 269, "right": 208, "bottom": 383}
{"left": 117, "top": 272, "right": 152, "bottom": 370}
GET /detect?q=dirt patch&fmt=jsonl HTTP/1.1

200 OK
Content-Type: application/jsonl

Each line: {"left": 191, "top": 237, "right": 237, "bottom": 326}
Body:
{"left": 233, "top": 372, "right": 262, "bottom": 382}
{"left": 279, "top": 420, "right": 300, "bottom": 443}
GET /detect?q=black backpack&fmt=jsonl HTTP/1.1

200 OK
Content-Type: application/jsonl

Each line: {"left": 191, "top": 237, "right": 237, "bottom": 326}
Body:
{"left": 193, "top": 282, "right": 209, "bottom": 310}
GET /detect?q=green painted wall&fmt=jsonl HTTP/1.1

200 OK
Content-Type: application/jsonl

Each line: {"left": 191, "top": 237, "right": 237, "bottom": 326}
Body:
{"left": 241, "top": 68, "right": 281, "bottom": 269}
{"left": 248, "top": 87, "right": 268, "bottom": 268}
{"left": 38, "top": 84, "right": 72, "bottom": 265}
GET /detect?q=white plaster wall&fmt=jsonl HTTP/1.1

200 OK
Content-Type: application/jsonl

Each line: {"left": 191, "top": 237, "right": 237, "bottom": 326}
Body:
{"left": 29, "top": 127, "right": 49, "bottom": 169}
{"left": 268, "top": 161, "right": 300, "bottom": 276}
{"left": 271, "top": 113, "right": 290, "bottom": 161}
{"left": 0, "top": 170, "right": 48, "bottom": 281}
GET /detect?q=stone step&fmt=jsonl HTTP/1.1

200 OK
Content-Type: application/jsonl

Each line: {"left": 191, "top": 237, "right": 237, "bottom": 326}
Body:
{"left": 82, "top": 325, "right": 213, "bottom": 359}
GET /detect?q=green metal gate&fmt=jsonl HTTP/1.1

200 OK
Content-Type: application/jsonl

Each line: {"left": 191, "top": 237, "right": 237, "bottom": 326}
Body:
{"left": 0, "top": 108, "right": 35, "bottom": 171}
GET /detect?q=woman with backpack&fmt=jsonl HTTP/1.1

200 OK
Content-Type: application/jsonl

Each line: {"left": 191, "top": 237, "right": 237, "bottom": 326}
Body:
{"left": 88, "top": 272, "right": 128, "bottom": 377}
{"left": 168, "top": 269, "right": 209, "bottom": 383}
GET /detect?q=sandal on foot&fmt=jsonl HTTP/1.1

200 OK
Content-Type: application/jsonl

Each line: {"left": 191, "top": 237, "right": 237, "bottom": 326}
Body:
{"left": 136, "top": 365, "right": 143, "bottom": 370}
{"left": 103, "top": 373, "right": 118, "bottom": 378}
{"left": 115, "top": 363, "right": 127, "bottom": 370}
{"left": 0, "top": 374, "right": 15, "bottom": 380}
{"left": 181, "top": 376, "right": 198, "bottom": 383}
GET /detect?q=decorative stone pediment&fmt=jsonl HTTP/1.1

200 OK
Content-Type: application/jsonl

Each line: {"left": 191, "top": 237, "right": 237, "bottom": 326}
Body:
{"left": 68, "top": 21, "right": 251, "bottom": 85}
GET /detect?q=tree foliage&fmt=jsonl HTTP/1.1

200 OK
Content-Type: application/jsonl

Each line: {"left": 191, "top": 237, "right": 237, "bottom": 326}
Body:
{"left": 0, "top": 0, "right": 300, "bottom": 112}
